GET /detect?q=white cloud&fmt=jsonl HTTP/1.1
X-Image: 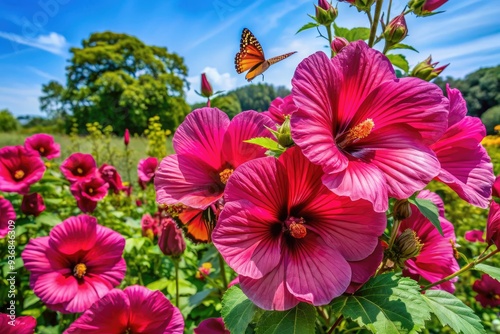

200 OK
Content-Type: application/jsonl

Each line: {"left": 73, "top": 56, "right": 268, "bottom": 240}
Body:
{"left": 185, "top": 67, "right": 237, "bottom": 104}
{"left": 26, "top": 66, "right": 61, "bottom": 81}
{"left": 0, "top": 31, "right": 67, "bottom": 56}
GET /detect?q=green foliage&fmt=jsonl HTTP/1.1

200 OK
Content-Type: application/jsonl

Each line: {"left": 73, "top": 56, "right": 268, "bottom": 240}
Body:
{"left": 409, "top": 196, "right": 443, "bottom": 235}
{"left": 211, "top": 94, "right": 242, "bottom": 119}
{"left": 481, "top": 105, "right": 500, "bottom": 135}
{"left": 144, "top": 115, "right": 171, "bottom": 160}
{"left": 333, "top": 24, "right": 371, "bottom": 41}
{"left": 39, "top": 81, "right": 66, "bottom": 119}
{"left": 221, "top": 286, "right": 258, "bottom": 334}
{"left": 0, "top": 109, "right": 19, "bottom": 132}
{"left": 230, "top": 83, "right": 290, "bottom": 112}
{"left": 475, "top": 264, "right": 500, "bottom": 282}
{"left": 256, "top": 303, "right": 316, "bottom": 334}
{"left": 386, "top": 54, "right": 409, "bottom": 73}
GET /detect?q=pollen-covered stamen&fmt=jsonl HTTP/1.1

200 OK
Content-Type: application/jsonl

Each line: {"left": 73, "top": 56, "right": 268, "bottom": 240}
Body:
{"left": 76, "top": 167, "right": 83, "bottom": 175}
{"left": 219, "top": 168, "right": 234, "bottom": 185}
{"left": 73, "top": 263, "right": 87, "bottom": 279}
{"left": 39, "top": 147, "right": 45, "bottom": 153}
{"left": 337, "top": 118, "right": 375, "bottom": 148}
{"left": 285, "top": 216, "right": 307, "bottom": 239}
{"left": 88, "top": 187, "right": 94, "bottom": 194}
{"left": 14, "top": 170, "right": 25, "bottom": 180}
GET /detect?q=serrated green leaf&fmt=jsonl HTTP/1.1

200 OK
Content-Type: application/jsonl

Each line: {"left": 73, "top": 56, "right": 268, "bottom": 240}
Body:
{"left": 475, "top": 263, "right": 500, "bottom": 282}
{"left": 386, "top": 54, "right": 409, "bottom": 73}
{"left": 333, "top": 24, "right": 370, "bottom": 41}
{"left": 330, "top": 273, "right": 430, "bottom": 333}
{"left": 245, "top": 137, "right": 280, "bottom": 150}
{"left": 422, "top": 290, "right": 485, "bottom": 334}
{"left": 296, "top": 22, "right": 319, "bottom": 34}
{"left": 256, "top": 303, "right": 316, "bottom": 334}
{"left": 222, "top": 286, "right": 258, "bottom": 334}
{"left": 409, "top": 197, "right": 443, "bottom": 236}
{"left": 389, "top": 43, "right": 419, "bottom": 53}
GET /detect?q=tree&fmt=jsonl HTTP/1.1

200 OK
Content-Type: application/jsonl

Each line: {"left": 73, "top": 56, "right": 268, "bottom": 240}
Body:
{"left": 40, "top": 81, "right": 66, "bottom": 119}
{"left": 211, "top": 94, "right": 242, "bottom": 119}
{"left": 231, "top": 83, "right": 290, "bottom": 111}
{"left": 41, "top": 31, "right": 190, "bottom": 134}
{"left": 480, "top": 105, "right": 500, "bottom": 135}
{"left": 0, "top": 109, "right": 19, "bottom": 132}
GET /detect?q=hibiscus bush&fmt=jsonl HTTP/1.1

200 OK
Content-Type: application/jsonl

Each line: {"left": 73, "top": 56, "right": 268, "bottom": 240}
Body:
{"left": 2, "top": 0, "right": 500, "bottom": 333}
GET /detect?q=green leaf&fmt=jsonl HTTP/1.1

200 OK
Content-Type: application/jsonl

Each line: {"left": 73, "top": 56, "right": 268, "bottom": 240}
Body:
{"left": 35, "top": 212, "right": 61, "bottom": 227}
{"left": 296, "top": 22, "right": 319, "bottom": 34}
{"left": 386, "top": 54, "right": 409, "bottom": 73}
{"left": 245, "top": 137, "right": 280, "bottom": 150}
{"left": 389, "top": 43, "right": 419, "bottom": 53}
{"left": 189, "top": 288, "right": 217, "bottom": 308}
{"left": 222, "top": 286, "right": 258, "bottom": 334}
{"left": 475, "top": 263, "right": 500, "bottom": 282}
{"left": 334, "top": 24, "right": 370, "bottom": 41}
{"left": 409, "top": 197, "right": 443, "bottom": 236}
{"left": 167, "top": 278, "right": 197, "bottom": 296}
{"left": 422, "top": 290, "right": 485, "bottom": 334}
{"left": 146, "top": 278, "right": 170, "bottom": 291}
{"left": 331, "top": 273, "right": 430, "bottom": 333}
{"left": 256, "top": 303, "right": 316, "bottom": 334}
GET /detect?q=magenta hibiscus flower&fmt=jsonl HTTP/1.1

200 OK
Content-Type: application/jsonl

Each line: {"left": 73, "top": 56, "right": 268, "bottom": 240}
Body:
{"left": 0, "top": 197, "right": 15, "bottom": 239}
{"left": 212, "top": 147, "right": 386, "bottom": 310}
{"left": 400, "top": 190, "right": 459, "bottom": 293}
{"left": 291, "top": 41, "right": 448, "bottom": 212}
{"left": 21, "top": 214, "right": 126, "bottom": 313}
{"left": 492, "top": 175, "right": 500, "bottom": 198}
{"left": 138, "top": 157, "right": 158, "bottom": 186}
{"left": 464, "top": 230, "right": 484, "bottom": 243}
{"left": 21, "top": 193, "right": 46, "bottom": 217}
{"left": 70, "top": 176, "right": 109, "bottom": 213}
{"left": 486, "top": 201, "right": 500, "bottom": 248}
{"left": 60, "top": 153, "right": 97, "bottom": 183}
{"left": 24, "top": 133, "right": 61, "bottom": 160}
{"left": 155, "top": 108, "right": 274, "bottom": 210}
{"left": 65, "top": 285, "right": 184, "bottom": 334}
{"left": 194, "top": 317, "right": 230, "bottom": 334}
{"left": 429, "top": 85, "right": 494, "bottom": 208}
{"left": 0, "top": 146, "right": 46, "bottom": 194}
{"left": 472, "top": 274, "right": 500, "bottom": 308}
{"left": 263, "top": 95, "right": 298, "bottom": 124}
{"left": 0, "top": 313, "right": 36, "bottom": 334}
{"left": 98, "top": 164, "right": 123, "bottom": 194}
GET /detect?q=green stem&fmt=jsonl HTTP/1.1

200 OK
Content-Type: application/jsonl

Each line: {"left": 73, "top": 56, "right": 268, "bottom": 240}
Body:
{"left": 385, "top": 0, "right": 393, "bottom": 26}
{"left": 423, "top": 248, "right": 500, "bottom": 290}
{"left": 218, "top": 253, "right": 228, "bottom": 289}
{"left": 174, "top": 258, "right": 180, "bottom": 307}
{"left": 327, "top": 314, "right": 344, "bottom": 334}
{"left": 125, "top": 146, "right": 132, "bottom": 183}
{"left": 376, "top": 218, "right": 401, "bottom": 275}
{"left": 368, "top": 0, "right": 384, "bottom": 47}
{"left": 326, "top": 24, "right": 334, "bottom": 58}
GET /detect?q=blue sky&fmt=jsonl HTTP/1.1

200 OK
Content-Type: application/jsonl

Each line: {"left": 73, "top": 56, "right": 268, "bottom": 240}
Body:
{"left": 0, "top": 0, "right": 499, "bottom": 117}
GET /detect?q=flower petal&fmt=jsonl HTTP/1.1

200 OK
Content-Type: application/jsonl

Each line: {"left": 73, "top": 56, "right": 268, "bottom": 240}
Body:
{"left": 32, "top": 271, "right": 78, "bottom": 306}
{"left": 49, "top": 215, "right": 97, "bottom": 255}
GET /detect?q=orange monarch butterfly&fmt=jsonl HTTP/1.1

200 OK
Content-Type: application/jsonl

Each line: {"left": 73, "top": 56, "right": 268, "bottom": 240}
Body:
{"left": 176, "top": 206, "right": 217, "bottom": 243}
{"left": 235, "top": 28, "right": 297, "bottom": 82}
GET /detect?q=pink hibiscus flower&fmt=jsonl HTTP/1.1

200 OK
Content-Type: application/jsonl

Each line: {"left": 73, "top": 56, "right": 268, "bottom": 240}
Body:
{"left": 70, "top": 176, "right": 109, "bottom": 213}
{"left": 212, "top": 147, "right": 386, "bottom": 310}
{"left": 291, "top": 41, "right": 448, "bottom": 212}
{"left": 0, "top": 313, "right": 36, "bottom": 334}
{"left": 65, "top": 285, "right": 184, "bottom": 334}
{"left": 464, "top": 230, "right": 485, "bottom": 243}
{"left": 194, "top": 318, "right": 230, "bottom": 334}
{"left": 137, "top": 157, "right": 158, "bottom": 187}
{"left": 486, "top": 201, "right": 500, "bottom": 248}
{"left": 0, "top": 146, "right": 46, "bottom": 194}
{"left": 21, "top": 215, "right": 126, "bottom": 313}
{"left": 155, "top": 108, "right": 274, "bottom": 210}
{"left": 262, "top": 95, "right": 298, "bottom": 124}
{"left": 429, "top": 85, "right": 494, "bottom": 208}
{"left": 141, "top": 213, "right": 160, "bottom": 238}
{"left": 0, "top": 197, "right": 15, "bottom": 239}
{"left": 401, "top": 190, "right": 459, "bottom": 293}
{"left": 472, "top": 274, "right": 500, "bottom": 308}
{"left": 98, "top": 164, "right": 123, "bottom": 194}
{"left": 21, "top": 193, "right": 46, "bottom": 217}
{"left": 492, "top": 175, "right": 500, "bottom": 198}
{"left": 24, "top": 133, "right": 61, "bottom": 160}
{"left": 60, "top": 153, "right": 97, "bottom": 183}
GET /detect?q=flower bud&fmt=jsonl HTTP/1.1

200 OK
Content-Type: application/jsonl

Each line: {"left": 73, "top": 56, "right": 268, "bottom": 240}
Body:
{"left": 331, "top": 37, "right": 349, "bottom": 54}
{"left": 391, "top": 228, "right": 424, "bottom": 267}
{"left": 276, "top": 116, "right": 294, "bottom": 147}
{"left": 384, "top": 13, "right": 408, "bottom": 45}
{"left": 124, "top": 128, "right": 130, "bottom": 146}
{"left": 21, "top": 193, "right": 46, "bottom": 217}
{"left": 393, "top": 199, "right": 412, "bottom": 221}
{"left": 158, "top": 218, "right": 186, "bottom": 258}
{"left": 200, "top": 73, "right": 213, "bottom": 98}
{"left": 408, "top": 0, "right": 448, "bottom": 16}
{"left": 410, "top": 55, "right": 448, "bottom": 81}
{"left": 315, "top": 0, "right": 337, "bottom": 26}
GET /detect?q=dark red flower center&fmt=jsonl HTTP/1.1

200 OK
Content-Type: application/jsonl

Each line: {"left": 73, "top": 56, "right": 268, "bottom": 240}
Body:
{"left": 285, "top": 216, "right": 307, "bottom": 239}
{"left": 219, "top": 168, "right": 234, "bottom": 185}
{"left": 14, "top": 169, "right": 25, "bottom": 180}
{"left": 73, "top": 263, "right": 87, "bottom": 279}
{"left": 337, "top": 118, "right": 374, "bottom": 149}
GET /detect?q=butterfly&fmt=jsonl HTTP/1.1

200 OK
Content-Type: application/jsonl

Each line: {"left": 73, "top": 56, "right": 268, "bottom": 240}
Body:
{"left": 176, "top": 206, "right": 218, "bottom": 243}
{"left": 235, "top": 28, "right": 297, "bottom": 82}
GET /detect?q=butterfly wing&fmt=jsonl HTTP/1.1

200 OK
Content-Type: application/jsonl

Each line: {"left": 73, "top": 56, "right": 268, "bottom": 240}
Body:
{"left": 235, "top": 28, "right": 266, "bottom": 75}
{"left": 177, "top": 206, "right": 216, "bottom": 243}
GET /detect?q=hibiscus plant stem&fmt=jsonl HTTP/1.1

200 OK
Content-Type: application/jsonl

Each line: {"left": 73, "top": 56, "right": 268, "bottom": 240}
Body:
{"left": 218, "top": 253, "right": 228, "bottom": 289}
{"left": 422, "top": 248, "right": 500, "bottom": 291}
{"left": 327, "top": 314, "right": 344, "bottom": 334}
{"left": 368, "top": 0, "right": 384, "bottom": 47}
{"left": 174, "top": 258, "right": 180, "bottom": 308}
{"left": 326, "top": 24, "right": 334, "bottom": 58}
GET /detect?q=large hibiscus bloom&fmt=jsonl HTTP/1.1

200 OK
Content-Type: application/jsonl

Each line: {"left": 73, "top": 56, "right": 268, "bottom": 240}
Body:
{"left": 291, "top": 41, "right": 449, "bottom": 212}
{"left": 429, "top": 85, "right": 493, "bottom": 208}
{"left": 0, "top": 146, "right": 46, "bottom": 194}
{"left": 60, "top": 153, "right": 97, "bottom": 183}
{"left": 21, "top": 215, "right": 126, "bottom": 313}
{"left": 24, "top": 133, "right": 61, "bottom": 160}
{"left": 212, "top": 147, "right": 386, "bottom": 310}
{"left": 65, "top": 286, "right": 184, "bottom": 334}
{"left": 155, "top": 108, "right": 274, "bottom": 210}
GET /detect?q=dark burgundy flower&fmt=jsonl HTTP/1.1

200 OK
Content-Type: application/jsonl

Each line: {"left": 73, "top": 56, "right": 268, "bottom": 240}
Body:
{"left": 473, "top": 274, "right": 500, "bottom": 308}
{"left": 24, "top": 133, "right": 61, "bottom": 160}
{"left": 98, "top": 164, "right": 123, "bottom": 194}
{"left": 158, "top": 218, "right": 186, "bottom": 257}
{"left": 486, "top": 201, "right": 500, "bottom": 248}
{"left": 60, "top": 153, "right": 97, "bottom": 183}
{"left": 0, "top": 197, "right": 15, "bottom": 239}
{"left": 21, "top": 193, "right": 46, "bottom": 217}
{"left": 70, "top": 177, "right": 109, "bottom": 213}
{"left": 141, "top": 214, "right": 160, "bottom": 238}
{"left": 137, "top": 157, "right": 158, "bottom": 184}
{"left": 0, "top": 146, "right": 46, "bottom": 194}
{"left": 492, "top": 175, "right": 500, "bottom": 198}
{"left": 194, "top": 318, "right": 230, "bottom": 334}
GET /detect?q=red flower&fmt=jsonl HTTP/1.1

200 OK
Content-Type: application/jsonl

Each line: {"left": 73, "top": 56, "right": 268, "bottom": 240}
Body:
{"left": 486, "top": 201, "right": 500, "bottom": 248}
{"left": 21, "top": 193, "right": 46, "bottom": 217}
{"left": 98, "top": 164, "right": 123, "bottom": 194}
{"left": 0, "top": 197, "right": 15, "bottom": 239}
{"left": 124, "top": 128, "right": 130, "bottom": 146}
{"left": 158, "top": 218, "right": 186, "bottom": 257}
{"left": 0, "top": 313, "right": 36, "bottom": 334}
{"left": 70, "top": 177, "right": 109, "bottom": 213}
{"left": 141, "top": 214, "right": 160, "bottom": 238}
{"left": 0, "top": 146, "right": 46, "bottom": 194}
{"left": 262, "top": 95, "right": 298, "bottom": 125}
{"left": 24, "top": 133, "right": 61, "bottom": 160}
{"left": 194, "top": 318, "right": 230, "bottom": 334}
{"left": 472, "top": 274, "right": 500, "bottom": 308}
{"left": 137, "top": 157, "right": 158, "bottom": 185}
{"left": 464, "top": 230, "right": 484, "bottom": 243}
{"left": 331, "top": 36, "right": 349, "bottom": 54}
{"left": 492, "top": 175, "right": 500, "bottom": 198}
{"left": 21, "top": 215, "right": 126, "bottom": 313}
{"left": 60, "top": 153, "right": 97, "bottom": 183}
{"left": 200, "top": 73, "right": 213, "bottom": 98}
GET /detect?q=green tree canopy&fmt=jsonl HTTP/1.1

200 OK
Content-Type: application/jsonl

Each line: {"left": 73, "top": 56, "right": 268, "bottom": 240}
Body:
{"left": 231, "top": 83, "right": 290, "bottom": 111}
{"left": 0, "top": 109, "right": 19, "bottom": 132}
{"left": 480, "top": 105, "right": 500, "bottom": 135}
{"left": 40, "top": 31, "right": 190, "bottom": 134}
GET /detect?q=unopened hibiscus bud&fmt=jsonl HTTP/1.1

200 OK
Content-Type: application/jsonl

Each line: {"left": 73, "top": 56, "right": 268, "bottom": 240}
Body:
{"left": 408, "top": 0, "right": 448, "bottom": 16}
{"left": 158, "top": 218, "right": 186, "bottom": 258}
{"left": 393, "top": 199, "right": 412, "bottom": 221}
{"left": 384, "top": 13, "right": 408, "bottom": 45}
{"left": 124, "top": 129, "right": 130, "bottom": 146}
{"left": 315, "top": 0, "right": 337, "bottom": 26}
{"left": 331, "top": 37, "right": 349, "bottom": 54}
{"left": 21, "top": 193, "right": 46, "bottom": 217}
{"left": 392, "top": 228, "right": 423, "bottom": 267}
{"left": 277, "top": 116, "right": 294, "bottom": 147}
{"left": 411, "top": 55, "right": 448, "bottom": 81}
{"left": 200, "top": 73, "right": 213, "bottom": 98}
